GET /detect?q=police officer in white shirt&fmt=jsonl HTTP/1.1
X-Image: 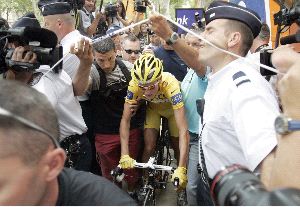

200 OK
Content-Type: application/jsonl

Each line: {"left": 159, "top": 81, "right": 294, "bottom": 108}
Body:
{"left": 38, "top": 0, "right": 99, "bottom": 173}
{"left": 199, "top": 2, "right": 279, "bottom": 179}
{"left": 7, "top": 12, "right": 93, "bottom": 172}
{"left": 149, "top": 1, "right": 279, "bottom": 181}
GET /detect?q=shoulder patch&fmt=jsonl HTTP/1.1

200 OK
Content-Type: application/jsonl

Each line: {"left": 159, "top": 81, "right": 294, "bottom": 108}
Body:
{"left": 171, "top": 93, "right": 183, "bottom": 105}
{"left": 232, "top": 71, "right": 251, "bottom": 87}
{"left": 126, "top": 90, "right": 134, "bottom": 100}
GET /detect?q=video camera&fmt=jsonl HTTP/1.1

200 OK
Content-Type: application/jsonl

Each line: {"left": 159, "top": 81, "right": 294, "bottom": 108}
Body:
{"left": 211, "top": 164, "right": 300, "bottom": 205}
{"left": 194, "top": 11, "right": 205, "bottom": 30}
{"left": 260, "top": 0, "right": 300, "bottom": 76}
{"left": 0, "top": 27, "right": 62, "bottom": 74}
{"left": 105, "top": 3, "right": 118, "bottom": 18}
{"left": 134, "top": 0, "right": 148, "bottom": 13}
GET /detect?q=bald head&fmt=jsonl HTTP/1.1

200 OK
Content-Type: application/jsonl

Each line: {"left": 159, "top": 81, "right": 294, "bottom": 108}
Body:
{"left": 43, "top": 13, "right": 75, "bottom": 41}
{"left": 0, "top": 80, "right": 59, "bottom": 165}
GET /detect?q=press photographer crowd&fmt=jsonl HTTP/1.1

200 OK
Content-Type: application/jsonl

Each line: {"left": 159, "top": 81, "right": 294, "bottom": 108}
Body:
{"left": 0, "top": 0, "right": 300, "bottom": 205}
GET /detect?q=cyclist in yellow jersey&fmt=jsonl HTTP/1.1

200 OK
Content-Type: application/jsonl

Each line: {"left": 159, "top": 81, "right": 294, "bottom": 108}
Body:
{"left": 119, "top": 53, "right": 189, "bottom": 189}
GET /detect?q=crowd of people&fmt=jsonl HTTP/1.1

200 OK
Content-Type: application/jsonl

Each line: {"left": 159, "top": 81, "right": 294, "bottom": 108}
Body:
{"left": 0, "top": 0, "right": 300, "bottom": 205}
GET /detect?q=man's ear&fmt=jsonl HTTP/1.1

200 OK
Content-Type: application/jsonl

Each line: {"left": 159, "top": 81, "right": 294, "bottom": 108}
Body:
{"left": 42, "top": 148, "right": 66, "bottom": 182}
{"left": 227, "top": 32, "right": 241, "bottom": 49}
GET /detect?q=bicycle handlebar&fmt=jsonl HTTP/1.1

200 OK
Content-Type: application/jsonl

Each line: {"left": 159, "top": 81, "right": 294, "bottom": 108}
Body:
{"left": 111, "top": 157, "right": 179, "bottom": 185}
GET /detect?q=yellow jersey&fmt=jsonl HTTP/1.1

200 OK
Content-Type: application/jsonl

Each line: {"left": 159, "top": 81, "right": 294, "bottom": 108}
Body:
{"left": 125, "top": 72, "right": 184, "bottom": 110}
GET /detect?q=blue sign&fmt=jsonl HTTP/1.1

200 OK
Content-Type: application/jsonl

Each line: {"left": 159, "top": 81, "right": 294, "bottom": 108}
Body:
{"left": 229, "top": 0, "right": 267, "bottom": 22}
{"left": 175, "top": 8, "right": 204, "bottom": 34}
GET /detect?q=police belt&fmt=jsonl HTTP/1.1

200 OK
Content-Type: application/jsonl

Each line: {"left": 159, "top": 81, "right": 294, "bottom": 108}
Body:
{"left": 60, "top": 134, "right": 84, "bottom": 168}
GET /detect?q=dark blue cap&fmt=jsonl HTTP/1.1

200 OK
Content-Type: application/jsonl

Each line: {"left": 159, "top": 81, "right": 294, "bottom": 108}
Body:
{"left": 205, "top": 1, "right": 262, "bottom": 38}
{"left": 12, "top": 12, "right": 41, "bottom": 28}
{"left": 38, "top": 0, "right": 72, "bottom": 16}
{"left": 106, "top": 24, "right": 121, "bottom": 35}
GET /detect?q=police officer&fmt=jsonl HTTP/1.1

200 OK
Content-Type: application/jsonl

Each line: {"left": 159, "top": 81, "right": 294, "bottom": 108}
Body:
{"left": 8, "top": 12, "right": 93, "bottom": 172}
{"left": 38, "top": 0, "right": 98, "bottom": 173}
{"left": 150, "top": 1, "right": 279, "bottom": 181}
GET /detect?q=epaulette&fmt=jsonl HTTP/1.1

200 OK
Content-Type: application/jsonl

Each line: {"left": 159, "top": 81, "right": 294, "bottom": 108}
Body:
{"left": 232, "top": 71, "right": 251, "bottom": 87}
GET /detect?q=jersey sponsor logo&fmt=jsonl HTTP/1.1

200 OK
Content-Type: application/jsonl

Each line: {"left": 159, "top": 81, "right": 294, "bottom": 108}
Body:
{"left": 126, "top": 90, "right": 134, "bottom": 100}
{"left": 171, "top": 89, "right": 177, "bottom": 94}
{"left": 171, "top": 93, "right": 183, "bottom": 105}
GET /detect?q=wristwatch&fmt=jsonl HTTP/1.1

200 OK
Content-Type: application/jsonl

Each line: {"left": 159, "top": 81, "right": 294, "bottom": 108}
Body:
{"left": 274, "top": 114, "right": 300, "bottom": 135}
{"left": 166, "top": 32, "right": 179, "bottom": 45}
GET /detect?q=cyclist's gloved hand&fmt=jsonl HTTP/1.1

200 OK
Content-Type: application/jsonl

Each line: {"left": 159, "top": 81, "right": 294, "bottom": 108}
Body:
{"left": 119, "top": 155, "right": 135, "bottom": 169}
{"left": 172, "top": 167, "right": 188, "bottom": 189}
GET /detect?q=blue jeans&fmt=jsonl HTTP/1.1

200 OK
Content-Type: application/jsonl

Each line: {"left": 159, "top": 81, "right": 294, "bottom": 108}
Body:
{"left": 187, "top": 132, "right": 213, "bottom": 206}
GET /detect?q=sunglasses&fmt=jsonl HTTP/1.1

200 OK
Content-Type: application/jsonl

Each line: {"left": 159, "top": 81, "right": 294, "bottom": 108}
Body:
{"left": 138, "top": 82, "right": 158, "bottom": 90}
{"left": 124, "top": 49, "right": 141, "bottom": 54}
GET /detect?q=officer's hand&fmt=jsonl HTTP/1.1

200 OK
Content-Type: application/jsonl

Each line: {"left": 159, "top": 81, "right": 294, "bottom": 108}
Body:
{"left": 11, "top": 46, "right": 37, "bottom": 63}
{"left": 70, "top": 38, "right": 93, "bottom": 66}
{"left": 119, "top": 155, "right": 135, "bottom": 169}
{"left": 149, "top": 15, "right": 173, "bottom": 41}
{"left": 172, "top": 167, "right": 188, "bottom": 190}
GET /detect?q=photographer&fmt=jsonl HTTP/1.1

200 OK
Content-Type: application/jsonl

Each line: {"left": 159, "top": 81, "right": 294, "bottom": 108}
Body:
{"left": 106, "top": 0, "right": 130, "bottom": 28}
{"left": 77, "top": 0, "right": 102, "bottom": 37}
{"left": 5, "top": 13, "right": 93, "bottom": 172}
{"left": 262, "top": 45, "right": 300, "bottom": 190}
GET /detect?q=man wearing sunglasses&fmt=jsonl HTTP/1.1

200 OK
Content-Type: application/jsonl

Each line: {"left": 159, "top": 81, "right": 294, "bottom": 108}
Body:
{"left": 121, "top": 34, "right": 141, "bottom": 64}
{"left": 119, "top": 53, "right": 189, "bottom": 191}
{"left": 0, "top": 80, "right": 136, "bottom": 206}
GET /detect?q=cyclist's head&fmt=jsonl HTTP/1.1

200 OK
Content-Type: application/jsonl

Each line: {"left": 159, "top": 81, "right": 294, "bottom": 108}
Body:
{"left": 132, "top": 53, "right": 163, "bottom": 85}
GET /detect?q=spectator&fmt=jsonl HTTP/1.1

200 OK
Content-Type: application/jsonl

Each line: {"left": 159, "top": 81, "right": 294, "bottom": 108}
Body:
{"left": 136, "top": 23, "right": 150, "bottom": 50}
{"left": 107, "top": 0, "right": 130, "bottom": 28}
{"left": 249, "top": 23, "right": 270, "bottom": 54}
{"left": 88, "top": 37, "right": 145, "bottom": 195}
{"left": 0, "top": 16, "right": 9, "bottom": 29}
{"left": 150, "top": 1, "right": 279, "bottom": 182}
{"left": 106, "top": 24, "right": 122, "bottom": 56}
{"left": 121, "top": 34, "right": 141, "bottom": 64}
{"left": 182, "top": 30, "right": 213, "bottom": 206}
{"left": 143, "top": 32, "right": 161, "bottom": 52}
{"left": 0, "top": 80, "right": 136, "bottom": 206}
{"left": 77, "top": 0, "right": 102, "bottom": 37}
{"left": 153, "top": 22, "right": 187, "bottom": 81}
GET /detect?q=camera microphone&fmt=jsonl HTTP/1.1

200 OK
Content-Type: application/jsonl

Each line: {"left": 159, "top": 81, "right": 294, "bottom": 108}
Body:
{"left": 280, "top": 30, "right": 300, "bottom": 45}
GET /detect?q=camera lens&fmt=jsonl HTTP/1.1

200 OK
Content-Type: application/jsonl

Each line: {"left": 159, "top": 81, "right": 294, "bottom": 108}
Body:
{"left": 211, "top": 164, "right": 268, "bottom": 206}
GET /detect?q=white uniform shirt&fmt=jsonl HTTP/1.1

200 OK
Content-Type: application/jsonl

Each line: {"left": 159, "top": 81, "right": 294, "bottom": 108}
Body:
{"left": 201, "top": 58, "right": 279, "bottom": 179}
{"left": 31, "top": 66, "right": 87, "bottom": 141}
{"left": 60, "top": 30, "right": 91, "bottom": 101}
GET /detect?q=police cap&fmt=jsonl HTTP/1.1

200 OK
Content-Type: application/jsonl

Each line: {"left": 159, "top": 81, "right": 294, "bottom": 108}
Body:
{"left": 38, "top": 0, "right": 72, "bottom": 16}
{"left": 205, "top": 1, "right": 262, "bottom": 38}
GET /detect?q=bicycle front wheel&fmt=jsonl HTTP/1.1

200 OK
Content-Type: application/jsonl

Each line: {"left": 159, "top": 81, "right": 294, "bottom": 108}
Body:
{"left": 143, "top": 188, "right": 156, "bottom": 206}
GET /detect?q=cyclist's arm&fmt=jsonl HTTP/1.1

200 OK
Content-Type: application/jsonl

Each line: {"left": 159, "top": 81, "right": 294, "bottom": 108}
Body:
{"left": 120, "top": 102, "right": 132, "bottom": 156}
{"left": 173, "top": 106, "right": 190, "bottom": 168}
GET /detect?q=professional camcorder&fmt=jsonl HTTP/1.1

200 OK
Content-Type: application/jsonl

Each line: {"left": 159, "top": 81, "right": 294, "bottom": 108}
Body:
{"left": 134, "top": 0, "right": 148, "bottom": 13}
{"left": 211, "top": 164, "right": 300, "bottom": 205}
{"left": 105, "top": 3, "right": 118, "bottom": 18}
{"left": 0, "top": 27, "right": 62, "bottom": 74}
{"left": 260, "top": 0, "right": 300, "bottom": 76}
